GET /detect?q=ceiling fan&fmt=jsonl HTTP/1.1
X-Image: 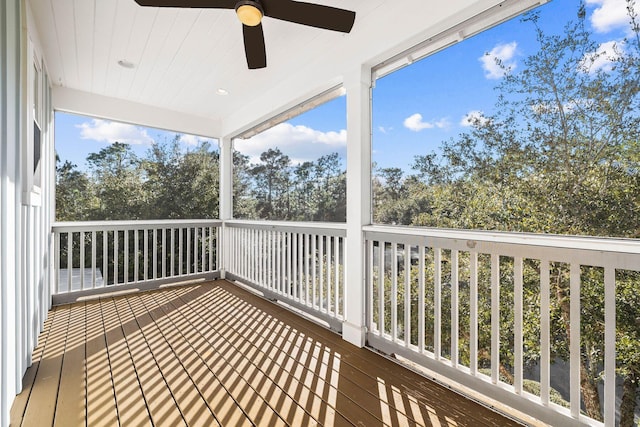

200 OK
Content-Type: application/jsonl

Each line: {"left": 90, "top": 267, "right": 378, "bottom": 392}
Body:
{"left": 133, "top": 0, "right": 356, "bottom": 69}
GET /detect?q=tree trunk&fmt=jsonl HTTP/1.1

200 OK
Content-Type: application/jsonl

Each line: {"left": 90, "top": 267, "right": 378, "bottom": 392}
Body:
{"left": 619, "top": 374, "right": 638, "bottom": 427}
{"left": 579, "top": 361, "right": 603, "bottom": 421}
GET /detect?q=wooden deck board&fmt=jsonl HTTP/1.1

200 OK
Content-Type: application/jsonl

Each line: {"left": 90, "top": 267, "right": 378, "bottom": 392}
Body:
{"left": 10, "top": 280, "right": 522, "bottom": 427}
{"left": 21, "top": 306, "right": 69, "bottom": 426}
{"left": 101, "top": 298, "right": 152, "bottom": 427}
{"left": 146, "top": 288, "right": 254, "bottom": 427}
{"left": 9, "top": 307, "right": 56, "bottom": 425}
{"left": 53, "top": 302, "right": 86, "bottom": 427}
{"left": 85, "top": 299, "right": 119, "bottom": 427}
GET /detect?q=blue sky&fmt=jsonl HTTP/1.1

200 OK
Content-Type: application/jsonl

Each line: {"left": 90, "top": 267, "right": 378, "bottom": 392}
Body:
{"left": 55, "top": 0, "right": 633, "bottom": 173}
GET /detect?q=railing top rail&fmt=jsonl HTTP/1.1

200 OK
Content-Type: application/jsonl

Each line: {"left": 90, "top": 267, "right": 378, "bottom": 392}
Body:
{"left": 225, "top": 219, "right": 347, "bottom": 236}
{"left": 364, "top": 224, "right": 640, "bottom": 255}
{"left": 53, "top": 219, "right": 222, "bottom": 232}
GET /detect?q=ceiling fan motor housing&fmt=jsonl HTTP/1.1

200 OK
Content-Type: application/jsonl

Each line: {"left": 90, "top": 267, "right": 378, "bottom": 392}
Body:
{"left": 235, "top": 0, "right": 264, "bottom": 26}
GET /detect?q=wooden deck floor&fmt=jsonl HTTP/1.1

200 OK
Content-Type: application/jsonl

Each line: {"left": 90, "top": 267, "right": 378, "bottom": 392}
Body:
{"left": 10, "top": 280, "right": 521, "bottom": 426}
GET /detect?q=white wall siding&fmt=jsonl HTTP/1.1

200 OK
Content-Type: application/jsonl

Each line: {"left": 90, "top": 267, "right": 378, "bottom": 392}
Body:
{"left": 0, "top": 0, "right": 53, "bottom": 425}
{"left": 1, "top": 1, "right": 22, "bottom": 424}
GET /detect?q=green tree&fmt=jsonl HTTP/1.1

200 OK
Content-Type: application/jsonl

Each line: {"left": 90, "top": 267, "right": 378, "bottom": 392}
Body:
{"left": 311, "top": 153, "right": 346, "bottom": 222}
{"left": 233, "top": 150, "right": 257, "bottom": 218}
{"left": 249, "top": 148, "right": 293, "bottom": 219}
{"left": 55, "top": 158, "right": 95, "bottom": 221}
{"left": 86, "top": 142, "right": 146, "bottom": 220}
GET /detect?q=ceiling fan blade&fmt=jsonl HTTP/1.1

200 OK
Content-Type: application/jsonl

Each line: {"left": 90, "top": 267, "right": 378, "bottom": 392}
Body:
{"left": 263, "top": 0, "right": 355, "bottom": 33}
{"left": 134, "top": 0, "right": 236, "bottom": 8}
{"left": 242, "top": 24, "right": 267, "bottom": 69}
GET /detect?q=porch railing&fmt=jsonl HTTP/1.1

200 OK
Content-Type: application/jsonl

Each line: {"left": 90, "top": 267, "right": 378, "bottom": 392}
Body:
{"left": 364, "top": 225, "right": 640, "bottom": 427}
{"left": 52, "top": 220, "right": 222, "bottom": 302}
{"left": 224, "top": 220, "right": 346, "bottom": 332}
{"left": 50, "top": 219, "right": 640, "bottom": 425}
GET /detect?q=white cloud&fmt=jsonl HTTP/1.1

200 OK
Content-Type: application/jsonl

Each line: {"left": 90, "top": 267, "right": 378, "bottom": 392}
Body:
{"left": 579, "top": 40, "right": 624, "bottom": 73}
{"left": 586, "top": 0, "right": 639, "bottom": 33}
{"left": 460, "top": 110, "right": 489, "bottom": 127}
{"left": 403, "top": 113, "right": 450, "bottom": 132}
{"left": 234, "top": 122, "right": 346, "bottom": 165}
{"left": 77, "top": 119, "right": 155, "bottom": 145}
{"left": 378, "top": 126, "right": 393, "bottom": 134}
{"left": 480, "top": 41, "right": 518, "bottom": 80}
{"left": 179, "top": 133, "right": 216, "bottom": 147}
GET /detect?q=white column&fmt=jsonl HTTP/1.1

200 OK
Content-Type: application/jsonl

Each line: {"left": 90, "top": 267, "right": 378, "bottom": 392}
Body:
{"left": 342, "top": 66, "right": 372, "bottom": 347}
{"left": 219, "top": 136, "right": 233, "bottom": 279}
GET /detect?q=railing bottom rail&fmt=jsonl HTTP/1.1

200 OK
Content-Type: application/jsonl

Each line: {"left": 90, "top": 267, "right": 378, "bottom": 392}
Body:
{"left": 52, "top": 271, "right": 220, "bottom": 305}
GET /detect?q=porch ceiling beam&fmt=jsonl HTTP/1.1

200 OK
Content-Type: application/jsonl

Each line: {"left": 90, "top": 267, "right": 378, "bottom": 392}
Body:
{"left": 52, "top": 86, "right": 221, "bottom": 139}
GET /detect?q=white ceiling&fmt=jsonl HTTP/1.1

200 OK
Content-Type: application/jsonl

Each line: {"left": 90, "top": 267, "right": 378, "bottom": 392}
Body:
{"left": 27, "top": 0, "right": 534, "bottom": 137}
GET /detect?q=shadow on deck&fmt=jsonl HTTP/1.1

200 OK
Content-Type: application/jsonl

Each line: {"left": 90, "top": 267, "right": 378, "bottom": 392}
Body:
{"left": 10, "top": 279, "right": 521, "bottom": 426}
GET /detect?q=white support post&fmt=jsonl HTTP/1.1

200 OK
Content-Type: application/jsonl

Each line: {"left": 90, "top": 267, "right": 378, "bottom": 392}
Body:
{"left": 219, "top": 136, "right": 233, "bottom": 279}
{"left": 342, "top": 65, "right": 372, "bottom": 347}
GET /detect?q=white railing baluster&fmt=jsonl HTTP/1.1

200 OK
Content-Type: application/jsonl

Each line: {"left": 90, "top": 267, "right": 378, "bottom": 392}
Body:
{"left": 209, "top": 227, "right": 213, "bottom": 272}
{"left": 434, "top": 247, "right": 442, "bottom": 360}
{"left": 259, "top": 229, "right": 264, "bottom": 286}
{"left": 134, "top": 229, "right": 139, "bottom": 283}
{"left": 333, "top": 236, "right": 342, "bottom": 316}
{"left": 170, "top": 228, "right": 175, "bottom": 277}
{"left": 379, "top": 241, "right": 385, "bottom": 335}
{"left": 312, "top": 234, "right": 317, "bottom": 308}
{"left": 491, "top": 253, "right": 499, "bottom": 384}
{"left": 248, "top": 228, "right": 253, "bottom": 281}
{"left": 276, "top": 231, "right": 281, "bottom": 293}
{"left": 319, "top": 235, "right": 325, "bottom": 312}
{"left": 326, "top": 235, "right": 332, "bottom": 313}
{"left": 103, "top": 231, "right": 108, "bottom": 285}
{"left": 187, "top": 227, "right": 192, "bottom": 275}
{"left": 123, "top": 230, "right": 128, "bottom": 284}
{"left": 418, "top": 245, "right": 425, "bottom": 353}
{"left": 55, "top": 231, "right": 60, "bottom": 293}
{"left": 67, "top": 232, "right": 72, "bottom": 292}
{"left": 293, "top": 232, "right": 298, "bottom": 300}
{"left": 296, "top": 233, "right": 304, "bottom": 302}
{"left": 114, "top": 230, "right": 119, "bottom": 285}
{"left": 569, "top": 263, "right": 581, "bottom": 418}
{"left": 604, "top": 266, "right": 616, "bottom": 426}
{"left": 405, "top": 244, "right": 411, "bottom": 348}
{"left": 272, "top": 229, "right": 276, "bottom": 289}
{"left": 305, "top": 234, "right": 310, "bottom": 306}
{"left": 540, "top": 259, "right": 550, "bottom": 406}
{"left": 216, "top": 226, "right": 220, "bottom": 271}
{"left": 91, "top": 230, "right": 96, "bottom": 288}
{"left": 144, "top": 229, "right": 149, "bottom": 281}
{"left": 201, "top": 227, "right": 205, "bottom": 274}
{"left": 470, "top": 251, "right": 478, "bottom": 375}
{"left": 162, "top": 228, "right": 167, "bottom": 278}
{"left": 391, "top": 242, "right": 398, "bottom": 342}
{"left": 252, "top": 228, "right": 257, "bottom": 282}
{"left": 367, "top": 240, "right": 374, "bottom": 331}
{"left": 153, "top": 228, "right": 158, "bottom": 279}
{"left": 238, "top": 227, "right": 243, "bottom": 278}
{"left": 514, "top": 256, "right": 523, "bottom": 394}
{"left": 288, "top": 232, "right": 293, "bottom": 297}
{"left": 451, "top": 249, "right": 459, "bottom": 366}
{"left": 80, "top": 231, "right": 85, "bottom": 290}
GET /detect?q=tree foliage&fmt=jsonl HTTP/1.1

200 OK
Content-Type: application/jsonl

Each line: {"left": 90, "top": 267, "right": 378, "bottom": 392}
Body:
{"left": 56, "top": 138, "right": 346, "bottom": 222}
